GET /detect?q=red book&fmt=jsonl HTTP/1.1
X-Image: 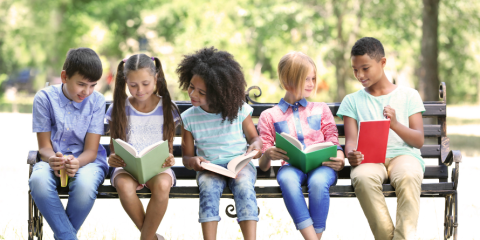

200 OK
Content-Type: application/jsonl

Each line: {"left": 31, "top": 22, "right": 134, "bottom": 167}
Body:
{"left": 357, "top": 119, "right": 390, "bottom": 164}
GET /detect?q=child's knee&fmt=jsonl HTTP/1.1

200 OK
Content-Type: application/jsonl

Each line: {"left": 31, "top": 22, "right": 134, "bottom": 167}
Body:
{"left": 151, "top": 179, "right": 171, "bottom": 195}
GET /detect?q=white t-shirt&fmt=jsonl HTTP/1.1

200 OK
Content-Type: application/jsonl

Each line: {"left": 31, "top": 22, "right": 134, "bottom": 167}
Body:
{"left": 105, "top": 97, "right": 180, "bottom": 153}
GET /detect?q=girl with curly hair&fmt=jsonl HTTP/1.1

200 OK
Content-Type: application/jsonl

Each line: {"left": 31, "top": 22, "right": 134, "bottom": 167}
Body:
{"left": 177, "top": 47, "right": 262, "bottom": 240}
{"left": 106, "top": 54, "right": 181, "bottom": 240}
{"left": 257, "top": 52, "right": 345, "bottom": 240}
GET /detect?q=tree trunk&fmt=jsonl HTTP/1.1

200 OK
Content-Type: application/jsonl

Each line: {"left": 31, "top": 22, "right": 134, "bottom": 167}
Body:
{"left": 419, "top": 0, "right": 440, "bottom": 101}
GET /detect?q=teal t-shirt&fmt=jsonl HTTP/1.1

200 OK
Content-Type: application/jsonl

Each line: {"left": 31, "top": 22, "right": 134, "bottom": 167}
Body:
{"left": 181, "top": 102, "right": 253, "bottom": 165}
{"left": 337, "top": 86, "right": 426, "bottom": 171}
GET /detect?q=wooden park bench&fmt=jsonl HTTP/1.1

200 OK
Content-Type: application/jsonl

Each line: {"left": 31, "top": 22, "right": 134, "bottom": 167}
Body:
{"left": 27, "top": 82, "right": 461, "bottom": 240}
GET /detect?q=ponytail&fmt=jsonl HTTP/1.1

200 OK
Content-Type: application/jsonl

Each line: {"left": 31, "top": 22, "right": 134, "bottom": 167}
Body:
{"left": 110, "top": 61, "right": 128, "bottom": 153}
{"left": 153, "top": 57, "right": 182, "bottom": 152}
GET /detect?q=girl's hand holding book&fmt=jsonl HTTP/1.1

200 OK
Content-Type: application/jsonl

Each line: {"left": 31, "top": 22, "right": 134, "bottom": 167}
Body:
{"left": 347, "top": 149, "right": 364, "bottom": 166}
{"left": 162, "top": 153, "right": 175, "bottom": 167}
{"left": 190, "top": 156, "right": 209, "bottom": 171}
{"left": 323, "top": 150, "right": 346, "bottom": 171}
{"left": 264, "top": 147, "right": 289, "bottom": 161}
{"left": 246, "top": 142, "right": 262, "bottom": 159}
{"left": 49, "top": 152, "right": 66, "bottom": 177}
{"left": 108, "top": 153, "right": 126, "bottom": 168}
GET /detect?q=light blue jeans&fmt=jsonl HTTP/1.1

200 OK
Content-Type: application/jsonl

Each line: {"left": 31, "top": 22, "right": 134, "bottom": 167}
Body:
{"left": 277, "top": 164, "right": 337, "bottom": 233}
{"left": 29, "top": 161, "right": 105, "bottom": 240}
{"left": 197, "top": 162, "right": 259, "bottom": 223}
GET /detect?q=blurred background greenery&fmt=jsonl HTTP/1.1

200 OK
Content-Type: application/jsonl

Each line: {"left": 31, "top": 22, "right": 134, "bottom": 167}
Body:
{"left": 0, "top": 0, "right": 479, "bottom": 112}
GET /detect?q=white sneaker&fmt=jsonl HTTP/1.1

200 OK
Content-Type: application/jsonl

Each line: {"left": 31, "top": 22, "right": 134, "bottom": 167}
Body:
{"left": 156, "top": 233, "right": 165, "bottom": 240}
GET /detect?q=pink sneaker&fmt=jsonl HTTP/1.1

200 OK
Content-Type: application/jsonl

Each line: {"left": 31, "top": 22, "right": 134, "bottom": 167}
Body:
{"left": 156, "top": 233, "right": 165, "bottom": 240}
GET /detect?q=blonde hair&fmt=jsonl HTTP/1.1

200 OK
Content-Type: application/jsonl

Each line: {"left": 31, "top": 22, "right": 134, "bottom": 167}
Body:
{"left": 277, "top": 51, "right": 317, "bottom": 98}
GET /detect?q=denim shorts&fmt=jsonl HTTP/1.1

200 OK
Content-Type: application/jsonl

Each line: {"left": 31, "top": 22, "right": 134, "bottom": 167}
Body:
{"left": 196, "top": 162, "right": 259, "bottom": 223}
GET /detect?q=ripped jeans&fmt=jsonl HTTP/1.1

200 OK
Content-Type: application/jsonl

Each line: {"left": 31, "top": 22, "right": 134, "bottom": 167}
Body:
{"left": 29, "top": 161, "right": 105, "bottom": 240}
{"left": 197, "top": 162, "right": 259, "bottom": 223}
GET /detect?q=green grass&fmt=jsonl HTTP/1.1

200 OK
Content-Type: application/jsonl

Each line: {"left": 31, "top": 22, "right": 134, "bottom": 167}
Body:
{"left": 449, "top": 134, "right": 480, "bottom": 157}
{"left": 447, "top": 117, "right": 480, "bottom": 125}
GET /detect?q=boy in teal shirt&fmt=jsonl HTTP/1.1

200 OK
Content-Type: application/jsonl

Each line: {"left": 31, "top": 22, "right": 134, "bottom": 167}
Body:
{"left": 337, "top": 37, "right": 425, "bottom": 240}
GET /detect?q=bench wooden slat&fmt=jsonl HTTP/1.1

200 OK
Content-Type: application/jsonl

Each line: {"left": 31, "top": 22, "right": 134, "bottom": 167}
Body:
{"left": 57, "top": 182, "right": 454, "bottom": 199}
{"left": 107, "top": 101, "right": 447, "bottom": 118}
{"left": 168, "top": 165, "right": 447, "bottom": 180}
{"left": 103, "top": 144, "right": 443, "bottom": 159}
{"left": 108, "top": 123, "right": 443, "bottom": 138}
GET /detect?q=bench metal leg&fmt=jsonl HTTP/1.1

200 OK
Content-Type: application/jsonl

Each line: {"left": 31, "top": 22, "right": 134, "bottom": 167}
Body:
{"left": 28, "top": 190, "right": 43, "bottom": 240}
{"left": 225, "top": 204, "right": 260, "bottom": 218}
{"left": 444, "top": 193, "right": 457, "bottom": 240}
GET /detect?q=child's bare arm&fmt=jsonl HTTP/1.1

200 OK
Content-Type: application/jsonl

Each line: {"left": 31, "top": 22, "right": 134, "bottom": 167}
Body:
{"left": 37, "top": 132, "right": 64, "bottom": 176}
{"left": 181, "top": 128, "right": 208, "bottom": 171}
{"left": 256, "top": 113, "right": 288, "bottom": 171}
{"left": 343, "top": 116, "right": 364, "bottom": 166}
{"left": 384, "top": 106, "right": 424, "bottom": 149}
{"left": 75, "top": 133, "right": 101, "bottom": 166}
{"left": 37, "top": 132, "right": 56, "bottom": 162}
{"left": 242, "top": 115, "right": 262, "bottom": 158}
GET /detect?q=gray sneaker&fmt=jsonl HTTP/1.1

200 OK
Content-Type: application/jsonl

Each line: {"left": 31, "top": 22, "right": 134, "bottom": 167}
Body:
{"left": 156, "top": 233, "right": 165, "bottom": 240}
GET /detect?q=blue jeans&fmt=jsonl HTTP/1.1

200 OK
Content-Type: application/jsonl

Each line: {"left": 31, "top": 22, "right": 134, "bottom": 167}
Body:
{"left": 197, "top": 162, "right": 259, "bottom": 223}
{"left": 277, "top": 164, "right": 337, "bottom": 233}
{"left": 29, "top": 161, "right": 105, "bottom": 240}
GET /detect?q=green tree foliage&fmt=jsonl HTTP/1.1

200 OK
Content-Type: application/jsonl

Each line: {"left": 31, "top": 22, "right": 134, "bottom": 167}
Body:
{"left": 0, "top": 0, "right": 479, "bottom": 103}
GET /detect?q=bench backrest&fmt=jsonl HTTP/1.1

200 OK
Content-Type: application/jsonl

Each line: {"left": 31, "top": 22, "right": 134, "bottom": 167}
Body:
{"left": 103, "top": 83, "right": 449, "bottom": 182}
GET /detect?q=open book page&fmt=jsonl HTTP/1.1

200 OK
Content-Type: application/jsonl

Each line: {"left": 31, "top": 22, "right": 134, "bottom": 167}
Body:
{"left": 303, "top": 142, "right": 334, "bottom": 153}
{"left": 114, "top": 139, "right": 138, "bottom": 157}
{"left": 138, "top": 140, "right": 166, "bottom": 157}
{"left": 201, "top": 150, "right": 259, "bottom": 178}
{"left": 227, "top": 150, "right": 259, "bottom": 173}
{"left": 280, "top": 132, "right": 303, "bottom": 151}
{"left": 201, "top": 163, "right": 235, "bottom": 178}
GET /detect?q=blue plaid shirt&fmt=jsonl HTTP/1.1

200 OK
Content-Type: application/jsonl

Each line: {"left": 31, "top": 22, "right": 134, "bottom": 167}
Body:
{"left": 32, "top": 84, "right": 108, "bottom": 174}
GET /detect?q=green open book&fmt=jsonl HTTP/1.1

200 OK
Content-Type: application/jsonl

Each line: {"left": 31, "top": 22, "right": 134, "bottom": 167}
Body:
{"left": 276, "top": 132, "right": 337, "bottom": 173}
{"left": 112, "top": 139, "right": 171, "bottom": 184}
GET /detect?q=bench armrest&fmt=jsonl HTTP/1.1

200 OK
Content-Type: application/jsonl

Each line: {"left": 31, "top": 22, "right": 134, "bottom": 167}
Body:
{"left": 442, "top": 150, "right": 462, "bottom": 167}
{"left": 27, "top": 150, "right": 39, "bottom": 165}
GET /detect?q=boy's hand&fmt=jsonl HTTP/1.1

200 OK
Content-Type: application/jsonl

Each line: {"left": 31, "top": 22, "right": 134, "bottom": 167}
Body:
{"left": 347, "top": 149, "right": 364, "bottom": 166}
{"left": 108, "top": 153, "right": 126, "bottom": 168}
{"left": 65, "top": 155, "right": 79, "bottom": 177}
{"left": 190, "top": 156, "right": 209, "bottom": 171}
{"left": 384, "top": 105, "right": 398, "bottom": 128}
{"left": 323, "top": 150, "right": 345, "bottom": 171}
{"left": 264, "top": 147, "right": 289, "bottom": 161}
{"left": 49, "top": 152, "right": 65, "bottom": 177}
{"left": 163, "top": 153, "right": 175, "bottom": 167}
{"left": 246, "top": 142, "right": 262, "bottom": 158}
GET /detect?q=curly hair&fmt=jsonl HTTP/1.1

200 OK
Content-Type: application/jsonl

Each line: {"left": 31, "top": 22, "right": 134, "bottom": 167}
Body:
{"left": 110, "top": 54, "right": 182, "bottom": 152}
{"left": 351, "top": 37, "right": 385, "bottom": 61}
{"left": 176, "top": 47, "right": 247, "bottom": 123}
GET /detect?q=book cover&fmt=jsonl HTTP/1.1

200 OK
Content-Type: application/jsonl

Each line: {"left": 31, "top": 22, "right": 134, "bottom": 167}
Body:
{"left": 112, "top": 139, "right": 171, "bottom": 184}
{"left": 201, "top": 150, "right": 259, "bottom": 178}
{"left": 275, "top": 132, "right": 337, "bottom": 173}
{"left": 357, "top": 119, "right": 390, "bottom": 164}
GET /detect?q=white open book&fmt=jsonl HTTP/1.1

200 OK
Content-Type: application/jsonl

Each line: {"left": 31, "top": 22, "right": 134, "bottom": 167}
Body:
{"left": 114, "top": 139, "right": 165, "bottom": 157}
{"left": 280, "top": 132, "right": 334, "bottom": 153}
{"left": 200, "top": 150, "right": 259, "bottom": 178}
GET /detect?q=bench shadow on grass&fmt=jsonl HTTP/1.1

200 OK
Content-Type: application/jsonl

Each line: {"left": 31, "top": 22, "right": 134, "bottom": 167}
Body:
{"left": 449, "top": 134, "right": 480, "bottom": 157}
